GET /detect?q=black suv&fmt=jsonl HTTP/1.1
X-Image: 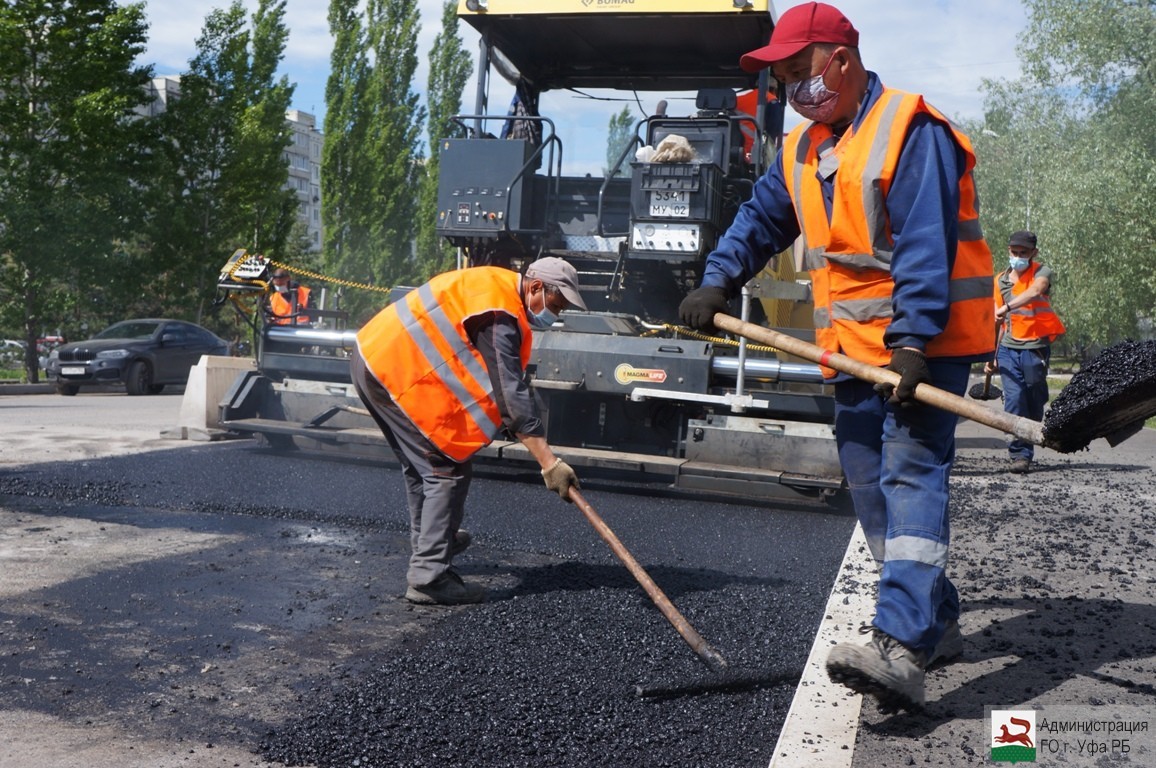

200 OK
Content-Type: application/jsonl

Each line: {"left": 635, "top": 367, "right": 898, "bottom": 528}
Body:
{"left": 46, "top": 319, "right": 230, "bottom": 396}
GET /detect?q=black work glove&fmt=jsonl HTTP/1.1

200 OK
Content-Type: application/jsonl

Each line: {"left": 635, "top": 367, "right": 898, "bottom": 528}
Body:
{"left": 678, "top": 286, "right": 730, "bottom": 332}
{"left": 542, "top": 458, "right": 580, "bottom": 503}
{"left": 874, "top": 348, "right": 931, "bottom": 408}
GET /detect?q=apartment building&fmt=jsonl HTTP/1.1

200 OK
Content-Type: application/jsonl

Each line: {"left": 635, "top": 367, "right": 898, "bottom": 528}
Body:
{"left": 285, "top": 109, "right": 323, "bottom": 252}
{"left": 143, "top": 77, "right": 324, "bottom": 252}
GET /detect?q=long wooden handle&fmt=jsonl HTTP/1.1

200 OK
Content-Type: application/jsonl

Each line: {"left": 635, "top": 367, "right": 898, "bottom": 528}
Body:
{"left": 568, "top": 488, "right": 728, "bottom": 674}
{"left": 713, "top": 313, "right": 1046, "bottom": 447}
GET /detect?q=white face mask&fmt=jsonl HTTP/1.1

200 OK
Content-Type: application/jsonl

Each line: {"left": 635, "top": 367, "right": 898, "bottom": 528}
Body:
{"left": 1009, "top": 257, "right": 1031, "bottom": 273}
{"left": 529, "top": 306, "right": 558, "bottom": 329}
{"left": 785, "top": 54, "right": 841, "bottom": 123}
{"left": 527, "top": 285, "right": 559, "bottom": 329}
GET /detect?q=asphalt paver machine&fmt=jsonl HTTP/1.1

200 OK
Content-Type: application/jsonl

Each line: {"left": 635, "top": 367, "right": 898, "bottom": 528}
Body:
{"left": 218, "top": 0, "right": 846, "bottom": 504}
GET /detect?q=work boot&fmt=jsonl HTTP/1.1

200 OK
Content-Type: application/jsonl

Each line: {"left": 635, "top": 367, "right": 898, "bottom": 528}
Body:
{"left": 1009, "top": 458, "right": 1031, "bottom": 474}
{"left": 405, "top": 570, "right": 486, "bottom": 606}
{"left": 827, "top": 628, "right": 926, "bottom": 712}
{"left": 928, "top": 619, "right": 963, "bottom": 668}
{"left": 451, "top": 529, "right": 472, "bottom": 558}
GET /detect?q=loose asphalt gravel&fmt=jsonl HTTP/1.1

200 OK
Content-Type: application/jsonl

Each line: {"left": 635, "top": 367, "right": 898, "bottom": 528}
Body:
{"left": 3, "top": 387, "right": 1156, "bottom": 768}
{"left": 0, "top": 392, "right": 852, "bottom": 768}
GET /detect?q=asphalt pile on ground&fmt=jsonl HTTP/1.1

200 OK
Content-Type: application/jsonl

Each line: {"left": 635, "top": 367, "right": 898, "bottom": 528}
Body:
{"left": 260, "top": 564, "right": 813, "bottom": 768}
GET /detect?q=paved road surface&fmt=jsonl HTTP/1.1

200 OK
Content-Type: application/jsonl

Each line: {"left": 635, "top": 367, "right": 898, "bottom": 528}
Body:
{"left": 2, "top": 389, "right": 1154, "bottom": 767}
{"left": 0, "top": 391, "right": 851, "bottom": 767}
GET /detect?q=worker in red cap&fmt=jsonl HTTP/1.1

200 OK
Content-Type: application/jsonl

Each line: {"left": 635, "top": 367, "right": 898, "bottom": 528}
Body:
{"left": 351, "top": 258, "right": 586, "bottom": 605}
{"left": 680, "top": 2, "right": 995, "bottom": 711}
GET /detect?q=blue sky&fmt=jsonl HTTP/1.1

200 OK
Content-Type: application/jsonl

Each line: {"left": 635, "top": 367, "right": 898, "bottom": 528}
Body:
{"left": 142, "top": 1, "right": 1028, "bottom": 174}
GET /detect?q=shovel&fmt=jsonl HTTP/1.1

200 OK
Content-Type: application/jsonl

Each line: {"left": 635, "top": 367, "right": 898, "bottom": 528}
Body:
{"left": 968, "top": 325, "right": 1004, "bottom": 401}
{"left": 967, "top": 367, "right": 1002, "bottom": 401}
{"left": 712, "top": 314, "right": 1156, "bottom": 453}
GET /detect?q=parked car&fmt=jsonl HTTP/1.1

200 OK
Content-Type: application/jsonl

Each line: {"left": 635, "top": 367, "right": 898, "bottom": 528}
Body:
{"left": 1, "top": 339, "right": 27, "bottom": 369}
{"left": 45, "top": 319, "right": 230, "bottom": 396}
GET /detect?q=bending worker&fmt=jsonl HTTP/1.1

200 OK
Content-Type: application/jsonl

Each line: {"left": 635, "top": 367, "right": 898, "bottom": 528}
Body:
{"left": 679, "top": 2, "right": 994, "bottom": 711}
{"left": 350, "top": 258, "right": 585, "bottom": 606}
{"left": 986, "top": 230, "right": 1065, "bottom": 474}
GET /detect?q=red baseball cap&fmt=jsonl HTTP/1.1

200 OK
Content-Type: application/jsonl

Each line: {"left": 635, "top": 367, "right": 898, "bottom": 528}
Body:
{"left": 740, "top": 2, "right": 860, "bottom": 73}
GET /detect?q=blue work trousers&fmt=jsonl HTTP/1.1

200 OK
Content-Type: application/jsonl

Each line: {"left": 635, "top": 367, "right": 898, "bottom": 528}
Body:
{"left": 997, "top": 345, "right": 1051, "bottom": 462}
{"left": 834, "top": 361, "right": 969, "bottom": 655}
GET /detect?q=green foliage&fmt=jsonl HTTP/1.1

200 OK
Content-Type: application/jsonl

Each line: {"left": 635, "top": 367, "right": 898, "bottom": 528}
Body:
{"left": 971, "top": 0, "right": 1156, "bottom": 358}
{"left": 604, "top": 106, "right": 636, "bottom": 177}
{"left": 322, "top": 0, "right": 427, "bottom": 323}
{"left": 150, "top": 0, "right": 297, "bottom": 327}
{"left": 0, "top": 0, "right": 156, "bottom": 380}
{"left": 416, "top": 0, "right": 473, "bottom": 279}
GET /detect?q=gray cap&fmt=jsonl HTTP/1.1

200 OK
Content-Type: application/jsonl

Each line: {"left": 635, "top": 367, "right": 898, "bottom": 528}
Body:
{"left": 524, "top": 257, "right": 587, "bottom": 310}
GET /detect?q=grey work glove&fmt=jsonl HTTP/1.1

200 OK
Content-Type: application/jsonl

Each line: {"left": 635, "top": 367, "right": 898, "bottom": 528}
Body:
{"left": 678, "top": 286, "right": 730, "bottom": 332}
{"left": 542, "top": 458, "right": 580, "bottom": 503}
{"left": 874, "top": 348, "right": 931, "bottom": 408}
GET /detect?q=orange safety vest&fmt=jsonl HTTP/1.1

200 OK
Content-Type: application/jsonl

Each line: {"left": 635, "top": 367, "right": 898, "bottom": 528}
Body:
{"left": 268, "top": 286, "right": 311, "bottom": 325}
{"left": 356, "top": 267, "right": 533, "bottom": 462}
{"left": 996, "top": 262, "right": 1066, "bottom": 343}
{"left": 781, "top": 88, "right": 995, "bottom": 377}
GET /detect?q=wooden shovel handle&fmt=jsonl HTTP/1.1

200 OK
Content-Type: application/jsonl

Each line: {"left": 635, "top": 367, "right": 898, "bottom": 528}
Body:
{"left": 712, "top": 313, "right": 1045, "bottom": 447}
{"left": 568, "top": 487, "right": 728, "bottom": 674}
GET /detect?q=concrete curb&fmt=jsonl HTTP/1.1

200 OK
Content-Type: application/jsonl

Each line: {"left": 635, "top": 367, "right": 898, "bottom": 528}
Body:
{"left": 0, "top": 383, "right": 56, "bottom": 395}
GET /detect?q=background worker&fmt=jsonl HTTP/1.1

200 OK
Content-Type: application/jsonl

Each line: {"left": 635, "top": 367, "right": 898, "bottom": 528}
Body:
{"left": 678, "top": 2, "right": 994, "bottom": 711}
{"left": 266, "top": 269, "right": 311, "bottom": 326}
{"left": 985, "top": 230, "right": 1066, "bottom": 474}
{"left": 350, "top": 258, "right": 585, "bottom": 606}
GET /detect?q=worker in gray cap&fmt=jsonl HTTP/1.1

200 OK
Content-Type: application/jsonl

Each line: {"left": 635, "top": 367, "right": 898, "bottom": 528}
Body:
{"left": 350, "top": 258, "right": 586, "bottom": 605}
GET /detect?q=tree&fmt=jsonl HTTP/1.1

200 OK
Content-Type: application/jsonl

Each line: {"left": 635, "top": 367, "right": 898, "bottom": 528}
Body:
{"left": 972, "top": 0, "right": 1156, "bottom": 355}
{"left": 321, "top": 0, "right": 372, "bottom": 315}
{"left": 0, "top": 0, "right": 156, "bottom": 381}
{"left": 415, "top": 0, "right": 472, "bottom": 278}
{"left": 604, "top": 106, "right": 636, "bottom": 177}
{"left": 323, "top": 0, "right": 426, "bottom": 323}
{"left": 150, "top": 0, "right": 297, "bottom": 325}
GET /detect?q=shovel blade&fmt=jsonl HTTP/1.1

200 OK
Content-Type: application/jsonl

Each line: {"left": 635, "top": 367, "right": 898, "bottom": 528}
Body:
{"left": 1105, "top": 418, "right": 1146, "bottom": 447}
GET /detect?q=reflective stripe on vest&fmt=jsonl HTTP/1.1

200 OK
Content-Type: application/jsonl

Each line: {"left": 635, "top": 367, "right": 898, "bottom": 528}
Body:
{"left": 997, "top": 262, "right": 1066, "bottom": 342}
{"left": 781, "top": 88, "right": 995, "bottom": 376}
{"left": 356, "top": 267, "right": 532, "bottom": 462}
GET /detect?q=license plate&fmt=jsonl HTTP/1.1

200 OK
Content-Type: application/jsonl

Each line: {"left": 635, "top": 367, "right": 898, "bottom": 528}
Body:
{"left": 61, "top": 366, "right": 87, "bottom": 376}
{"left": 649, "top": 190, "right": 689, "bottom": 218}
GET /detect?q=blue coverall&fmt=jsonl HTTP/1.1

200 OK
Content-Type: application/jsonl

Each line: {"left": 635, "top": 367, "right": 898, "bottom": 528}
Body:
{"left": 699, "top": 73, "right": 990, "bottom": 655}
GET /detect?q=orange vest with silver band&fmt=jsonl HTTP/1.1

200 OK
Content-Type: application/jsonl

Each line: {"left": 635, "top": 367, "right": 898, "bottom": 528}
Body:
{"left": 356, "top": 267, "right": 533, "bottom": 462}
{"left": 268, "top": 286, "right": 311, "bottom": 325}
{"left": 996, "top": 262, "right": 1066, "bottom": 342}
{"left": 781, "top": 88, "right": 995, "bottom": 378}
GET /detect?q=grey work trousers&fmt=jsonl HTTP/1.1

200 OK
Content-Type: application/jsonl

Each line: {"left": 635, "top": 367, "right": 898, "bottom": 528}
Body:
{"left": 350, "top": 350, "right": 473, "bottom": 587}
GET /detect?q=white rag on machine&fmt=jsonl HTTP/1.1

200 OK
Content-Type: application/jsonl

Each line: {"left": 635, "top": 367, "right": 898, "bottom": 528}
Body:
{"left": 634, "top": 134, "right": 697, "bottom": 164}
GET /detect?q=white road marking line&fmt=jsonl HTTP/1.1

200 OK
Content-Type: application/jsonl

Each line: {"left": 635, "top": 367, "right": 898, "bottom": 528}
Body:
{"left": 769, "top": 523, "right": 876, "bottom": 768}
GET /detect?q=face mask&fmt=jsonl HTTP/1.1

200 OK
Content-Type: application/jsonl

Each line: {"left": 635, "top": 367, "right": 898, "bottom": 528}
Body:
{"left": 527, "top": 286, "right": 559, "bottom": 329}
{"left": 1009, "top": 257, "right": 1031, "bottom": 272}
{"left": 786, "top": 54, "right": 841, "bottom": 123}
{"left": 529, "top": 307, "right": 557, "bottom": 329}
